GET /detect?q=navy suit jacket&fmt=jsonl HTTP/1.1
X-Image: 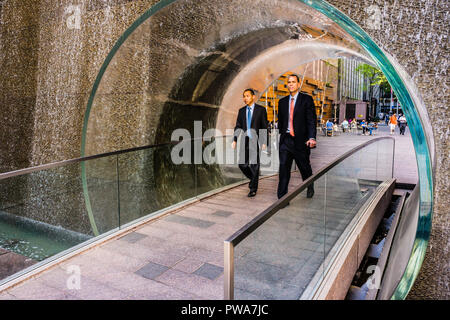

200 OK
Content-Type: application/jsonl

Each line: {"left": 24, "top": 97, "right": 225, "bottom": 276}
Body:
{"left": 278, "top": 92, "right": 316, "bottom": 149}
{"left": 233, "top": 104, "right": 268, "bottom": 144}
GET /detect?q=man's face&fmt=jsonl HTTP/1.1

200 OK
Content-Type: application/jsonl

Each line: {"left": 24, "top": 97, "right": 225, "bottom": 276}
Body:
{"left": 243, "top": 91, "right": 255, "bottom": 106}
{"left": 287, "top": 76, "right": 300, "bottom": 94}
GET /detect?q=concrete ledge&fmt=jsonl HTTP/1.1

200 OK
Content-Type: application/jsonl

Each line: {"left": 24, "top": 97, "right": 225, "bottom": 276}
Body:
{"left": 302, "top": 178, "right": 396, "bottom": 300}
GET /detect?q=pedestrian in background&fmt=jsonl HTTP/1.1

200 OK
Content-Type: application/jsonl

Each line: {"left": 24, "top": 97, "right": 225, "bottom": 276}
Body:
{"left": 341, "top": 119, "right": 349, "bottom": 133}
{"left": 398, "top": 114, "right": 407, "bottom": 135}
{"left": 361, "top": 119, "right": 367, "bottom": 135}
{"left": 351, "top": 118, "right": 358, "bottom": 134}
{"left": 389, "top": 113, "right": 397, "bottom": 135}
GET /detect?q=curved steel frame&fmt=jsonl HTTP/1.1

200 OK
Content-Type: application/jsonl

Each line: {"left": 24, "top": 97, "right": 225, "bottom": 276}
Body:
{"left": 81, "top": 0, "right": 434, "bottom": 299}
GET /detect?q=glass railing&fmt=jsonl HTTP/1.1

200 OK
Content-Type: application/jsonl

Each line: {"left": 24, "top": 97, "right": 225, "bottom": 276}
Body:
{"left": 224, "top": 137, "right": 395, "bottom": 300}
{"left": 1, "top": 135, "right": 275, "bottom": 285}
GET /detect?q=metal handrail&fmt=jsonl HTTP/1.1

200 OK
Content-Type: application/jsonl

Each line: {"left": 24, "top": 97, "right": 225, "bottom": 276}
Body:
{"left": 224, "top": 136, "right": 395, "bottom": 299}
{"left": 225, "top": 136, "right": 395, "bottom": 247}
{"left": 0, "top": 135, "right": 224, "bottom": 180}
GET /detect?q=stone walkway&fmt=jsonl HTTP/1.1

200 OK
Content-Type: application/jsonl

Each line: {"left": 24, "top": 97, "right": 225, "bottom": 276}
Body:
{"left": 0, "top": 125, "right": 417, "bottom": 300}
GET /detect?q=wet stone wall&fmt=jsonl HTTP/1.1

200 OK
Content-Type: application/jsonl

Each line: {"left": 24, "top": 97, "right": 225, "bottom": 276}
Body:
{"left": 327, "top": 0, "right": 449, "bottom": 300}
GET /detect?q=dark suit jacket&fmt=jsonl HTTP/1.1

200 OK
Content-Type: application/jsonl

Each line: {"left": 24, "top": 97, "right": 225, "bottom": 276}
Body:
{"left": 233, "top": 104, "right": 268, "bottom": 145}
{"left": 278, "top": 92, "right": 316, "bottom": 149}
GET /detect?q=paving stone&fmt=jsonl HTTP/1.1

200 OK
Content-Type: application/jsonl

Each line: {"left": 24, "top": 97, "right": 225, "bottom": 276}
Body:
{"left": 91, "top": 271, "right": 196, "bottom": 300}
{"left": 178, "top": 209, "right": 247, "bottom": 227}
{"left": 152, "top": 220, "right": 220, "bottom": 240}
{"left": 62, "top": 276, "right": 131, "bottom": 300}
{"left": 137, "top": 224, "right": 177, "bottom": 239}
{"left": 243, "top": 249, "right": 307, "bottom": 271}
{"left": 118, "top": 232, "right": 147, "bottom": 243}
{"left": 6, "top": 279, "right": 77, "bottom": 300}
{"left": 173, "top": 258, "right": 205, "bottom": 274}
{"left": 0, "top": 291, "right": 16, "bottom": 300}
{"left": 234, "top": 273, "right": 303, "bottom": 300}
{"left": 135, "top": 262, "right": 169, "bottom": 280}
{"left": 84, "top": 247, "right": 146, "bottom": 272}
{"left": 155, "top": 269, "right": 223, "bottom": 300}
{"left": 59, "top": 254, "right": 124, "bottom": 279}
{"left": 234, "top": 288, "right": 266, "bottom": 300}
{"left": 105, "top": 238, "right": 187, "bottom": 272}
{"left": 234, "top": 257, "right": 288, "bottom": 285}
{"left": 27, "top": 265, "right": 126, "bottom": 300}
{"left": 193, "top": 263, "right": 223, "bottom": 280}
{"left": 167, "top": 233, "right": 223, "bottom": 253}
{"left": 164, "top": 215, "right": 215, "bottom": 229}
{"left": 127, "top": 284, "right": 200, "bottom": 300}
{"left": 185, "top": 248, "right": 223, "bottom": 266}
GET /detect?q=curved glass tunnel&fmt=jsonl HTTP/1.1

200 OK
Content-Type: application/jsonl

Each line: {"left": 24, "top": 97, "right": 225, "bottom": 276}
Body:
{"left": 0, "top": 0, "right": 428, "bottom": 299}
{"left": 82, "top": 0, "right": 375, "bottom": 235}
{"left": 79, "top": 0, "right": 434, "bottom": 299}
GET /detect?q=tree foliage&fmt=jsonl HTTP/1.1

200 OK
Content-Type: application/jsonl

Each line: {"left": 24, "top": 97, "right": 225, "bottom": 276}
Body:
{"left": 356, "top": 64, "right": 390, "bottom": 95}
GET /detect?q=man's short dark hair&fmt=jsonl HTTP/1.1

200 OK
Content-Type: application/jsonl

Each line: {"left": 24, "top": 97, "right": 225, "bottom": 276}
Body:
{"left": 243, "top": 88, "right": 255, "bottom": 96}
{"left": 288, "top": 74, "right": 300, "bottom": 82}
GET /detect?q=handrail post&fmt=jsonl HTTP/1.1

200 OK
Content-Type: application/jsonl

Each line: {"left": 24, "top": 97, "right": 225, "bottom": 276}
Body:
{"left": 224, "top": 240, "right": 234, "bottom": 300}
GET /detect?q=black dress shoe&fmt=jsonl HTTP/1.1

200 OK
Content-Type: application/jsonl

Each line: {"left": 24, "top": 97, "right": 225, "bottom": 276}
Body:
{"left": 307, "top": 186, "right": 315, "bottom": 198}
{"left": 248, "top": 191, "right": 256, "bottom": 197}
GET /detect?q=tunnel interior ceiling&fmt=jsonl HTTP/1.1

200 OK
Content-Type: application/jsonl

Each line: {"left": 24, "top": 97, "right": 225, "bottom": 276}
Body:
{"left": 83, "top": 0, "right": 368, "bottom": 156}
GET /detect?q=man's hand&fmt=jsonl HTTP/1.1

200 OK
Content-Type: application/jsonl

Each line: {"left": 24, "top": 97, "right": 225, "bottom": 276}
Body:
{"left": 261, "top": 144, "right": 267, "bottom": 151}
{"left": 306, "top": 139, "right": 316, "bottom": 148}
{"left": 231, "top": 141, "right": 237, "bottom": 149}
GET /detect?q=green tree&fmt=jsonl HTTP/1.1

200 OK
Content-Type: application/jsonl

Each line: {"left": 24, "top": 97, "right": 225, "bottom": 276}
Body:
{"left": 356, "top": 64, "right": 390, "bottom": 118}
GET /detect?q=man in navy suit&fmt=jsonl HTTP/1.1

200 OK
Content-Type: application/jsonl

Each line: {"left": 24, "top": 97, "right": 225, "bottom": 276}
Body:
{"left": 232, "top": 88, "right": 268, "bottom": 197}
{"left": 277, "top": 74, "right": 317, "bottom": 200}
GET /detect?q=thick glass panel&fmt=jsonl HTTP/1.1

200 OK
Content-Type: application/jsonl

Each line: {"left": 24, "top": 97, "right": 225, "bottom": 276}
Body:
{"left": 356, "top": 142, "right": 378, "bottom": 182}
{"left": 260, "top": 131, "right": 279, "bottom": 177}
{"left": 323, "top": 146, "right": 381, "bottom": 272}
{"left": 233, "top": 176, "right": 325, "bottom": 300}
{"left": 228, "top": 139, "right": 396, "bottom": 299}
{"left": 0, "top": 162, "right": 101, "bottom": 281}
{"left": 117, "top": 144, "right": 196, "bottom": 227}
{"left": 196, "top": 135, "right": 247, "bottom": 197}
{"left": 84, "top": 156, "right": 120, "bottom": 234}
{"left": 376, "top": 139, "right": 395, "bottom": 181}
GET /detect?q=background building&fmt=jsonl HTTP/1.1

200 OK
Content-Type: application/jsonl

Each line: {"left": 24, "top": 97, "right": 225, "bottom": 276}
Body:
{"left": 258, "top": 59, "right": 338, "bottom": 125}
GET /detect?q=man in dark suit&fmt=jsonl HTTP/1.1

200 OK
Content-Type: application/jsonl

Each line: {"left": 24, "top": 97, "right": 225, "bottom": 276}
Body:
{"left": 232, "top": 88, "right": 268, "bottom": 197}
{"left": 277, "top": 74, "right": 317, "bottom": 200}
